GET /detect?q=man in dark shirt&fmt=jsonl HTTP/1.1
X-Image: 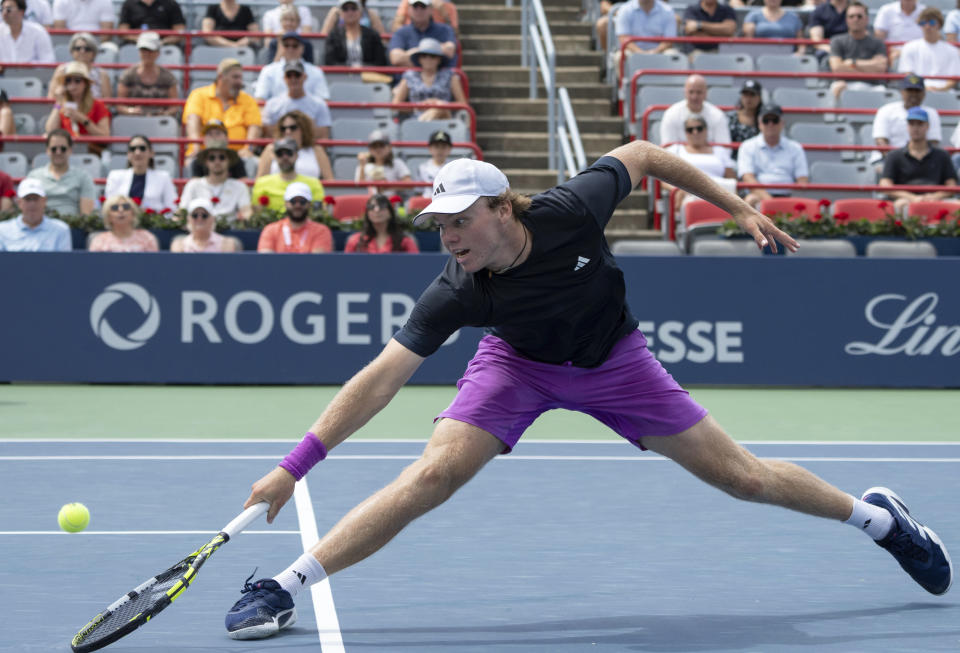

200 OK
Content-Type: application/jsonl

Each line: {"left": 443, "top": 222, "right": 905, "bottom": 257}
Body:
{"left": 828, "top": 1, "right": 888, "bottom": 100}
{"left": 117, "top": 0, "right": 186, "bottom": 45}
{"left": 681, "top": 0, "right": 737, "bottom": 55}
{"left": 809, "top": 0, "right": 850, "bottom": 63}
{"left": 880, "top": 106, "right": 958, "bottom": 213}
{"left": 221, "top": 143, "right": 952, "bottom": 641}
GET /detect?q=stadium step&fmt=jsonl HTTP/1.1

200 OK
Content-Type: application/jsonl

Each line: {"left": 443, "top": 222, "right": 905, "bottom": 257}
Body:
{"left": 463, "top": 65, "right": 603, "bottom": 85}
{"left": 472, "top": 113, "right": 623, "bottom": 133}
{"left": 456, "top": 3, "right": 582, "bottom": 23}
{"left": 462, "top": 50, "right": 604, "bottom": 68}
{"left": 477, "top": 131, "right": 622, "bottom": 153}
{"left": 470, "top": 81, "right": 617, "bottom": 100}
{"left": 460, "top": 34, "right": 594, "bottom": 52}
{"left": 471, "top": 97, "right": 614, "bottom": 118}
{"left": 459, "top": 20, "right": 593, "bottom": 36}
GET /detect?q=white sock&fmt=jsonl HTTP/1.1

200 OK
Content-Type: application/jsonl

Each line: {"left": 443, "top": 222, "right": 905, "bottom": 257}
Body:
{"left": 273, "top": 552, "right": 327, "bottom": 598}
{"left": 845, "top": 496, "right": 895, "bottom": 541}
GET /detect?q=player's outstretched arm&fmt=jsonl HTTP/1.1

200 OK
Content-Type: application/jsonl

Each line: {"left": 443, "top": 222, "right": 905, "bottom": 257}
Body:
{"left": 246, "top": 339, "right": 426, "bottom": 522}
{"left": 607, "top": 140, "right": 798, "bottom": 253}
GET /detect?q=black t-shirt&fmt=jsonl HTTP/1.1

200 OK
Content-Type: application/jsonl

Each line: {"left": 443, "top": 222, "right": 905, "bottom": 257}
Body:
{"left": 204, "top": 3, "right": 255, "bottom": 31}
{"left": 394, "top": 156, "right": 639, "bottom": 368}
{"left": 681, "top": 2, "right": 737, "bottom": 52}
{"left": 882, "top": 146, "right": 958, "bottom": 186}
{"left": 809, "top": 1, "right": 848, "bottom": 38}
{"left": 119, "top": 0, "right": 186, "bottom": 29}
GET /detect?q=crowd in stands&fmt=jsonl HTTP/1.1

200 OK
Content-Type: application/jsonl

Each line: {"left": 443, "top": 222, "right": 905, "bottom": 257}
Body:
{"left": 0, "top": 0, "right": 471, "bottom": 253}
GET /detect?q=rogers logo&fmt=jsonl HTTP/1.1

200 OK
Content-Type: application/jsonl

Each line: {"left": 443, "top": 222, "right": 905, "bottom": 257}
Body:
{"left": 844, "top": 292, "right": 960, "bottom": 357}
{"left": 90, "top": 282, "right": 161, "bottom": 350}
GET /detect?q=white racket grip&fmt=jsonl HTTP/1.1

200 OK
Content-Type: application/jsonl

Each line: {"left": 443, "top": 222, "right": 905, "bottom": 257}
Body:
{"left": 221, "top": 502, "right": 269, "bottom": 540}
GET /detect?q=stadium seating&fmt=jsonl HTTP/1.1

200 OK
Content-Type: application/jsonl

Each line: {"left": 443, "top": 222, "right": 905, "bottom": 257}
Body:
{"left": 0, "top": 152, "right": 29, "bottom": 178}
{"left": 691, "top": 239, "right": 763, "bottom": 256}
{"left": 865, "top": 241, "right": 938, "bottom": 258}
{"left": 831, "top": 198, "right": 893, "bottom": 222}
{"left": 759, "top": 197, "right": 820, "bottom": 219}
{"left": 903, "top": 200, "right": 960, "bottom": 221}
{"left": 786, "top": 239, "right": 857, "bottom": 258}
{"left": 610, "top": 239, "right": 683, "bottom": 256}
{"left": 330, "top": 194, "right": 370, "bottom": 222}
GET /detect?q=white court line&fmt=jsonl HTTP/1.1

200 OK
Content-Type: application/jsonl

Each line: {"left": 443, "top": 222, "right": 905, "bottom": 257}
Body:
{"left": 5, "top": 438, "right": 960, "bottom": 445}
{"left": 0, "top": 530, "right": 298, "bottom": 535}
{"left": 294, "top": 479, "right": 345, "bottom": 653}
{"left": 4, "top": 455, "right": 960, "bottom": 463}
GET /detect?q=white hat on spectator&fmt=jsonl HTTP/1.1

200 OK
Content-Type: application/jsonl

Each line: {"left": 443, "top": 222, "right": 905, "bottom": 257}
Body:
{"left": 136, "top": 32, "right": 161, "bottom": 51}
{"left": 410, "top": 38, "right": 450, "bottom": 68}
{"left": 284, "top": 182, "right": 313, "bottom": 202}
{"left": 187, "top": 197, "right": 215, "bottom": 215}
{"left": 17, "top": 178, "right": 46, "bottom": 198}
{"left": 413, "top": 159, "right": 509, "bottom": 224}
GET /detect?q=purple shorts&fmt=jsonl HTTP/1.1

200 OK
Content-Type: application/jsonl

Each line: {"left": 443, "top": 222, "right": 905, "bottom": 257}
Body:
{"left": 437, "top": 330, "right": 708, "bottom": 452}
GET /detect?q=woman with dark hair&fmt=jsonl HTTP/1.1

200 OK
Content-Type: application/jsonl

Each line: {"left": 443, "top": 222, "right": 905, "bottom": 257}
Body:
{"left": 104, "top": 135, "right": 178, "bottom": 213}
{"left": 391, "top": 37, "right": 466, "bottom": 121}
{"left": 255, "top": 110, "right": 334, "bottom": 180}
{"left": 727, "top": 80, "right": 762, "bottom": 160}
{"left": 344, "top": 193, "right": 420, "bottom": 253}
{"left": 355, "top": 129, "right": 412, "bottom": 196}
{"left": 323, "top": 0, "right": 387, "bottom": 67}
{"left": 321, "top": 0, "right": 384, "bottom": 34}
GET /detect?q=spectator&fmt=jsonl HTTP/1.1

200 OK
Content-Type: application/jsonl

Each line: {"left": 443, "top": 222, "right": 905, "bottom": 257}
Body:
{"left": 898, "top": 8, "right": 960, "bottom": 91}
{"left": 257, "top": 181, "right": 333, "bottom": 253}
{"left": 0, "top": 168, "right": 15, "bottom": 210}
{"left": 179, "top": 140, "right": 252, "bottom": 222}
{"left": 743, "top": 0, "right": 804, "bottom": 39}
{"left": 345, "top": 193, "right": 420, "bottom": 253}
{"left": 323, "top": 0, "right": 388, "bottom": 67}
{"left": 255, "top": 32, "right": 330, "bottom": 101}
{"left": 52, "top": 0, "right": 114, "bottom": 35}
{"left": 0, "top": 179, "right": 71, "bottom": 251}
{"left": 614, "top": 0, "right": 678, "bottom": 64}
{"left": 187, "top": 118, "right": 249, "bottom": 178}
{"left": 727, "top": 79, "right": 762, "bottom": 160}
{"left": 417, "top": 129, "right": 454, "bottom": 196}
{"left": 808, "top": 0, "right": 850, "bottom": 62}
{"left": 118, "top": 0, "right": 187, "bottom": 45}
{"left": 356, "top": 129, "right": 412, "bottom": 196}
{"left": 880, "top": 106, "right": 957, "bottom": 212}
{"left": 26, "top": 129, "right": 95, "bottom": 216}
{"left": 49, "top": 33, "right": 112, "bottom": 99}
{"left": 88, "top": 195, "right": 161, "bottom": 252}
{"left": 104, "top": 135, "right": 178, "bottom": 213}
{"left": 183, "top": 58, "right": 262, "bottom": 160}
{"left": 262, "top": 61, "right": 333, "bottom": 137}
{"left": 24, "top": 0, "right": 51, "bottom": 25}
{"left": 874, "top": 0, "right": 925, "bottom": 64}
{"left": 0, "top": 0, "right": 54, "bottom": 65}
{"left": 264, "top": 5, "right": 314, "bottom": 63}
{"left": 171, "top": 198, "right": 243, "bottom": 252}
{"left": 0, "top": 90, "right": 15, "bottom": 156}
{"left": 873, "top": 73, "right": 942, "bottom": 166}
{"left": 262, "top": 0, "right": 314, "bottom": 34}
{"left": 659, "top": 74, "right": 732, "bottom": 146}
{"left": 663, "top": 113, "right": 736, "bottom": 214}
{"left": 595, "top": 0, "right": 615, "bottom": 54}
{"left": 391, "top": 37, "right": 467, "bottom": 121}
{"left": 391, "top": 0, "right": 457, "bottom": 34}
{"left": 681, "top": 0, "right": 737, "bottom": 56}
{"left": 388, "top": 0, "right": 458, "bottom": 67}
{"left": 201, "top": 0, "right": 259, "bottom": 48}
{"left": 44, "top": 62, "right": 111, "bottom": 155}
{"left": 116, "top": 32, "right": 180, "bottom": 117}
{"left": 738, "top": 104, "right": 810, "bottom": 207}
{"left": 256, "top": 111, "right": 333, "bottom": 180}
{"left": 828, "top": 2, "right": 888, "bottom": 100}
{"left": 948, "top": 122, "right": 960, "bottom": 170}
{"left": 251, "top": 138, "right": 325, "bottom": 212}
{"left": 945, "top": 0, "right": 960, "bottom": 41}
{"left": 322, "top": 0, "right": 384, "bottom": 34}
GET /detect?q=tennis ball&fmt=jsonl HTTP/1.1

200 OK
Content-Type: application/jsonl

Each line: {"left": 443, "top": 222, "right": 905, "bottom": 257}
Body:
{"left": 58, "top": 502, "right": 90, "bottom": 533}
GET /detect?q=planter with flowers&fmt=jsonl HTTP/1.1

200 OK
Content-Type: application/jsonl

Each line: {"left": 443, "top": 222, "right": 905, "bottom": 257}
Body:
{"left": 720, "top": 199, "right": 960, "bottom": 256}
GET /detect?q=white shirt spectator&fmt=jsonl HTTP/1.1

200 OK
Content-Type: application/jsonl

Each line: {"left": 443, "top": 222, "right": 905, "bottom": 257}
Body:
{"left": 25, "top": 0, "right": 52, "bottom": 25}
{"left": 945, "top": 8, "right": 960, "bottom": 39}
{"left": 262, "top": 5, "right": 314, "bottom": 33}
{"left": 254, "top": 60, "right": 330, "bottom": 100}
{"left": 52, "top": 0, "right": 115, "bottom": 31}
{"left": 179, "top": 177, "right": 251, "bottom": 222}
{"left": 0, "top": 20, "right": 55, "bottom": 63}
{"left": 262, "top": 94, "right": 332, "bottom": 130}
{"left": 666, "top": 143, "right": 735, "bottom": 178}
{"left": 418, "top": 159, "right": 443, "bottom": 196}
{"left": 872, "top": 101, "right": 942, "bottom": 146}
{"left": 897, "top": 39, "right": 960, "bottom": 88}
{"left": 951, "top": 122, "right": 960, "bottom": 147}
{"left": 659, "top": 100, "right": 731, "bottom": 145}
{"left": 873, "top": 1, "right": 925, "bottom": 42}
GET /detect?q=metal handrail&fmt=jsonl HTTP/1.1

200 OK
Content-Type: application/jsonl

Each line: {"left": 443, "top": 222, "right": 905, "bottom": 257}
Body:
{"left": 558, "top": 87, "right": 586, "bottom": 183}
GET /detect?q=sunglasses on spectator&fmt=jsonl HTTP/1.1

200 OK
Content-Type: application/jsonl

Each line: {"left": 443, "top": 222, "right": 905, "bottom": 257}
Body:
{"left": 287, "top": 197, "right": 309, "bottom": 206}
{"left": 65, "top": 77, "right": 86, "bottom": 85}
{"left": 285, "top": 71, "right": 303, "bottom": 79}
{"left": 206, "top": 153, "right": 227, "bottom": 162}
{"left": 367, "top": 201, "right": 389, "bottom": 210}
{"left": 110, "top": 203, "right": 133, "bottom": 212}
{"left": 847, "top": 13, "right": 866, "bottom": 19}
{"left": 282, "top": 41, "right": 303, "bottom": 48}
{"left": 190, "top": 211, "right": 211, "bottom": 219}
{"left": 919, "top": 19, "right": 939, "bottom": 26}
{"left": 341, "top": 3, "right": 359, "bottom": 10}
{"left": 762, "top": 116, "right": 780, "bottom": 124}
{"left": 276, "top": 149, "right": 296, "bottom": 157}
{"left": 48, "top": 145, "right": 69, "bottom": 153}
{"left": 279, "top": 123, "right": 299, "bottom": 132}
{"left": 685, "top": 125, "right": 705, "bottom": 133}
{"left": 128, "top": 144, "right": 149, "bottom": 152}
{"left": 0, "top": 6, "right": 16, "bottom": 13}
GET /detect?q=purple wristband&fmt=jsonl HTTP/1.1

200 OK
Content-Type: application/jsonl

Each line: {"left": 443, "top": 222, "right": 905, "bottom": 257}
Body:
{"left": 279, "top": 432, "right": 328, "bottom": 481}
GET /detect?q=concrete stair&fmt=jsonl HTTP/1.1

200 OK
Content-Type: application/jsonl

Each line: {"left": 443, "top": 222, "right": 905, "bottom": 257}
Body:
{"left": 459, "top": 1, "right": 651, "bottom": 235}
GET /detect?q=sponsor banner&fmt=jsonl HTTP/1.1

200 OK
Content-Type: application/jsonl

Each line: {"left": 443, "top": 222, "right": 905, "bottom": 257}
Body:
{"left": 0, "top": 253, "right": 958, "bottom": 387}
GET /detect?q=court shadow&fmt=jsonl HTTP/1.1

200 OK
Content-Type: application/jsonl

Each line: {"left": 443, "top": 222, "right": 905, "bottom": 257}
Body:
{"left": 343, "top": 602, "right": 960, "bottom": 650}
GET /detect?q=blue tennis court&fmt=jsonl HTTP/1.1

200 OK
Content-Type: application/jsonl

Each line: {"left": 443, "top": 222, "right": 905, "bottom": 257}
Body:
{"left": 3, "top": 439, "right": 959, "bottom": 652}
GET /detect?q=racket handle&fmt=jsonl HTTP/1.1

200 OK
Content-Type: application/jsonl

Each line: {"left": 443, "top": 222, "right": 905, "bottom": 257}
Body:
{"left": 221, "top": 502, "right": 269, "bottom": 539}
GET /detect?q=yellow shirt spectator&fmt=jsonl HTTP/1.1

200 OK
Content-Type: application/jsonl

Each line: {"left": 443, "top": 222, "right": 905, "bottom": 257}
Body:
{"left": 182, "top": 83, "right": 262, "bottom": 156}
{"left": 251, "top": 173, "right": 324, "bottom": 213}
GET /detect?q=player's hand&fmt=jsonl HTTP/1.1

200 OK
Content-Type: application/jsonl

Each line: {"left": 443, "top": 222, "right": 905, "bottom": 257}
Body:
{"left": 732, "top": 205, "right": 798, "bottom": 254}
{"left": 245, "top": 466, "right": 296, "bottom": 524}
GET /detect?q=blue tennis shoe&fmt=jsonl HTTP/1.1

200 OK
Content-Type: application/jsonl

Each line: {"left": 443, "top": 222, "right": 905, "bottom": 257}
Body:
{"left": 862, "top": 487, "right": 952, "bottom": 595}
{"left": 225, "top": 573, "right": 297, "bottom": 640}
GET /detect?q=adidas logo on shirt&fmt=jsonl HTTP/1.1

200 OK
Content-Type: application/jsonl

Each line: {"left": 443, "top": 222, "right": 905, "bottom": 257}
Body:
{"left": 433, "top": 183, "right": 446, "bottom": 196}
{"left": 574, "top": 256, "right": 590, "bottom": 271}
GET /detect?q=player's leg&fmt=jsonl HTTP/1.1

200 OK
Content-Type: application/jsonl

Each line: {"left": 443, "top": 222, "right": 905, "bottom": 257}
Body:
{"left": 225, "top": 418, "right": 503, "bottom": 639}
{"left": 640, "top": 415, "right": 952, "bottom": 595}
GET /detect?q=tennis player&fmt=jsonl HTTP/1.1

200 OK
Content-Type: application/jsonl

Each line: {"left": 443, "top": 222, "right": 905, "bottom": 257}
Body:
{"left": 225, "top": 141, "right": 952, "bottom": 639}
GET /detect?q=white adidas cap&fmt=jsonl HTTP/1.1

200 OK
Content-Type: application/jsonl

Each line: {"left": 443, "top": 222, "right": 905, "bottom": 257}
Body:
{"left": 413, "top": 159, "right": 509, "bottom": 225}
{"left": 284, "top": 181, "right": 313, "bottom": 202}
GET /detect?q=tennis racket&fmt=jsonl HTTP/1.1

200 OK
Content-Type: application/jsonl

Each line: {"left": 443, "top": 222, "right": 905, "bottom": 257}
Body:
{"left": 70, "top": 502, "right": 268, "bottom": 653}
